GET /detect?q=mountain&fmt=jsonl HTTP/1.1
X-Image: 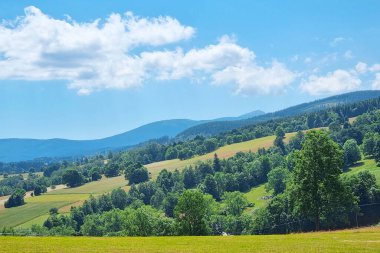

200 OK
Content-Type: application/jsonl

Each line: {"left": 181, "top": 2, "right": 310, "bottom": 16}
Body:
{"left": 177, "top": 90, "right": 380, "bottom": 139}
{"left": 0, "top": 111, "right": 264, "bottom": 162}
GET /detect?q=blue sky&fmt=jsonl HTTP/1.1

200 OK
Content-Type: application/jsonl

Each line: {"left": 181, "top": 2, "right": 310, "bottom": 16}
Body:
{"left": 1, "top": 0, "right": 379, "bottom": 139}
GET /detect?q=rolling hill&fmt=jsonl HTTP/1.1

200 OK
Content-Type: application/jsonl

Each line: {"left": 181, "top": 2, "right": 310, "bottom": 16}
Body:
{"left": 0, "top": 111, "right": 264, "bottom": 162}
{"left": 177, "top": 90, "right": 380, "bottom": 138}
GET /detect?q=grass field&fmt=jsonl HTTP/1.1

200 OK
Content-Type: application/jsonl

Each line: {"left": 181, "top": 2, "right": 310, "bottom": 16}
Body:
{"left": 147, "top": 132, "right": 296, "bottom": 178}
{"left": 346, "top": 159, "right": 380, "bottom": 185}
{"left": 0, "top": 176, "right": 128, "bottom": 228}
{"left": 244, "top": 184, "right": 272, "bottom": 210}
{"left": 1, "top": 226, "right": 379, "bottom": 253}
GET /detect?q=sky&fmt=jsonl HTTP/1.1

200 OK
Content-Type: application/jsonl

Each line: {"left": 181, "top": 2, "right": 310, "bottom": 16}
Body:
{"left": 0, "top": 0, "right": 380, "bottom": 140}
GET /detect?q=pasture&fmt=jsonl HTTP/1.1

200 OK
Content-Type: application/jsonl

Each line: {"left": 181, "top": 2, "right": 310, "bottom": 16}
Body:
{"left": 0, "top": 226, "right": 379, "bottom": 253}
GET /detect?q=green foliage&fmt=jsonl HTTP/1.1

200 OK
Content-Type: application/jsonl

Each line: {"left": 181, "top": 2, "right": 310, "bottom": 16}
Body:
{"left": 222, "top": 191, "right": 249, "bottom": 216}
{"left": 104, "top": 163, "right": 120, "bottom": 178}
{"left": 291, "top": 130, "right": 357, "bottom": 230}
{"left": 175, "top": 190, "right": 210, "bottom": 235}
{"left": 62, "top": 169, "right": 84, "bottom": 188}
{"left": 4, "top": 188, "right": 26, "bottom": 208}
{"left": 266, "top": 167, "right": 290, "bottom": 195}
{"left": 343, "top": 139, "right": 361, "bottom": 167}
{"left": 33, "top": 184, "right": 47, "bottom": 196}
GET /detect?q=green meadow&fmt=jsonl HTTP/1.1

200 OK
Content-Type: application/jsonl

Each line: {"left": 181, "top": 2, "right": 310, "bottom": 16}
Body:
{"left": 0, "top": 175, "right": 128, "bottom": 228}
{"left": 1, "top": 226, "right": 379, "bottom": 253}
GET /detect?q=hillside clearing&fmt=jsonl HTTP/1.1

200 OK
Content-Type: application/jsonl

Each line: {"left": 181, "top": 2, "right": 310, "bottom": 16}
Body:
{"left": 0, "top": 176, "right": 128, "bottom": 228}
{"left": 1, "top": 226, "right": 379, "bottom": 253}
{"left": 244, "top": 184, "right": 272, "bottom": 210}
{"left": 346, "top": 159, "right": 380, "bottom": 185}
{"left": 147, "top": 132, "right": 296, "bottom": 178}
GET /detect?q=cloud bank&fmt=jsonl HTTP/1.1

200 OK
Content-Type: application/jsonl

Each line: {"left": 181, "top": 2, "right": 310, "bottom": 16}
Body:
{"left": 0, "top": 6, "right": 296, "bottom": 95}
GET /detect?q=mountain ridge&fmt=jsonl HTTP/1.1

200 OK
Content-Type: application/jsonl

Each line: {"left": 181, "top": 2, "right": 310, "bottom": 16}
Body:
{"left": 0, "top": 110, "right": 265, "bottom": 162}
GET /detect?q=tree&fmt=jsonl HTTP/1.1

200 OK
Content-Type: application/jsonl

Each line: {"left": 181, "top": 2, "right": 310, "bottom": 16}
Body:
{"left": 291, "top": 130, "right": 356, "bottom": 231}
{"left": 362, "top": 134, "right": 376, "bottom": 157}
{"left": 374, "top": 135, "right": 380, "bottom": 164}
{"left": 344, "top": 171, "right": 380, "bottom": 205}
{"left": 62, "top": 169, "right": 84, "bottom": 188}
{"left": 266, "top": 167, "right": 290, "bottom": 195}
{"left": 110, "top": 188, "right": 128, "bottom": 210}
{"left": 127, "top": 166, "right": 149, "bottom": 185}
{"left": 213, "top": 154, "right": 222, "bottom": 172}
{"left": 4, "top": 188, "right": 26, "bottom": 208}
{"left": 33, "top": 184, "right": 47, "bottom": 196}
{"left": 175, "top": 190, "right": 210, "bottom": 235}
{"left": 183, "top": 167, "right": 197, "bottom": 189}
{"left": 90, "top": 170, "right": 102, "bottom": 181}
{"left": 343, "top": 139, "right": 361, "bottom": 167}
{"left": 165, "top": 147, "right": 178, "bottom": 160}
{"left": 222, "top": 191, "right": 249, "bottom": 216}
{"left": 202, "top": 175, "right": 220, "bottom": 200}
{"left": 274, "top": 127, "right": 286, "bottom": 153}
{"left": 104, "top": 163, "right": 120, "bottom": 178}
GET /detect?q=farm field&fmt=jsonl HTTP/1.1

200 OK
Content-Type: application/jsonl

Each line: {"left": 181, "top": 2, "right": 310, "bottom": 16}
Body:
{"left": 0, "top": 175, "right": 128, "bottom": 228}
{"left": 146, "top": 132, "right": 297, "bottom": 178}
{"left": 1, "top": 226, "right": 379, "bottom": 253}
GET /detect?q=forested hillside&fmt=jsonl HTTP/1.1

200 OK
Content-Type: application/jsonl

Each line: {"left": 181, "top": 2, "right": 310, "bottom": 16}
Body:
{"left": 177, "top": 90, "right": 380, "bottom": 138}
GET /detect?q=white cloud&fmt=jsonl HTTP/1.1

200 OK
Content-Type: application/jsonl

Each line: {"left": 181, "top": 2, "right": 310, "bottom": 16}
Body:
{"left": 0, "top": 6, "right": 297, "bottom": 95}
{"left": 372, "top": 73, "right": 380, "bottom": 90}
{"left": 369, "top": 64, "right": 380, "bottom": 72}
{"left": 343, "top": 50, "right": 353, "bottom": 59}
{"left": 330, "top": 37, "right": 345, "bottom": 47}
{"left": 355, "top": 62, "right": 368, "bottom": 74}
{"left": 212, "top": 61, "right": 297, "bottom": 95}
{"left": 300, "top": 69, "right": 361, "bottom": 96}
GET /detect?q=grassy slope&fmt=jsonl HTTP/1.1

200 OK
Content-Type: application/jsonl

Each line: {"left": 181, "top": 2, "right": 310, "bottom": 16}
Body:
{"left": 346, "top": 159, "right": 380, "bottom": 185}
{"left": 147, "top": 132, "right": 296, "bottom": 178}
{"left": 1, "top": 226, "right": 380, "bottom": 253}
{"left": 244, "top": 184, "right": 271, "bottom": 210}
{"left": 0, "top": 176, "right": 128, "bottom": 228}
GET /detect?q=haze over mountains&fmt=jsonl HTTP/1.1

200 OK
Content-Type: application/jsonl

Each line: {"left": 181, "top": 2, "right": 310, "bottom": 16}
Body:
{"left": 0, "top": 110, "right": 265, "bottom": 162}
{"left": 1, "top": 90, "right": 380, "bottom": 162}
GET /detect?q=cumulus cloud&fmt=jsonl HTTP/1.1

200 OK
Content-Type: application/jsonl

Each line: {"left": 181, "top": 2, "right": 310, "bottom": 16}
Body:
{"left": 300, "top": 69, "right": 361, "bottom": 96}
{"left": 355, "top": 62, "right": 368, "bottom": 74}
{"left": 373, "top": 73, "right": 380, "bottom": 90}
{"left": 0, "top": 6, "right": 297, "bottom": 95}
{"left": 212, "top": 61, "right": 298, "bottom": 94}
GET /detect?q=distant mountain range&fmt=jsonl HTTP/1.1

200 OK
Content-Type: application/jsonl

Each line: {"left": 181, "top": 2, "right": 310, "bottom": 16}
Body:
{"left": 1, "top": 90, "right": 380, "bottom": 163}
{"left": 0, "top": 110, "right": 265, "bottom": 162}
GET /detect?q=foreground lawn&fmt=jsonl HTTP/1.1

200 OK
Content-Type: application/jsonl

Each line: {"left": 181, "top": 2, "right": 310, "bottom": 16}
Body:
{"left": 1, "top": 226, "right": 379, "bottom": 253}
